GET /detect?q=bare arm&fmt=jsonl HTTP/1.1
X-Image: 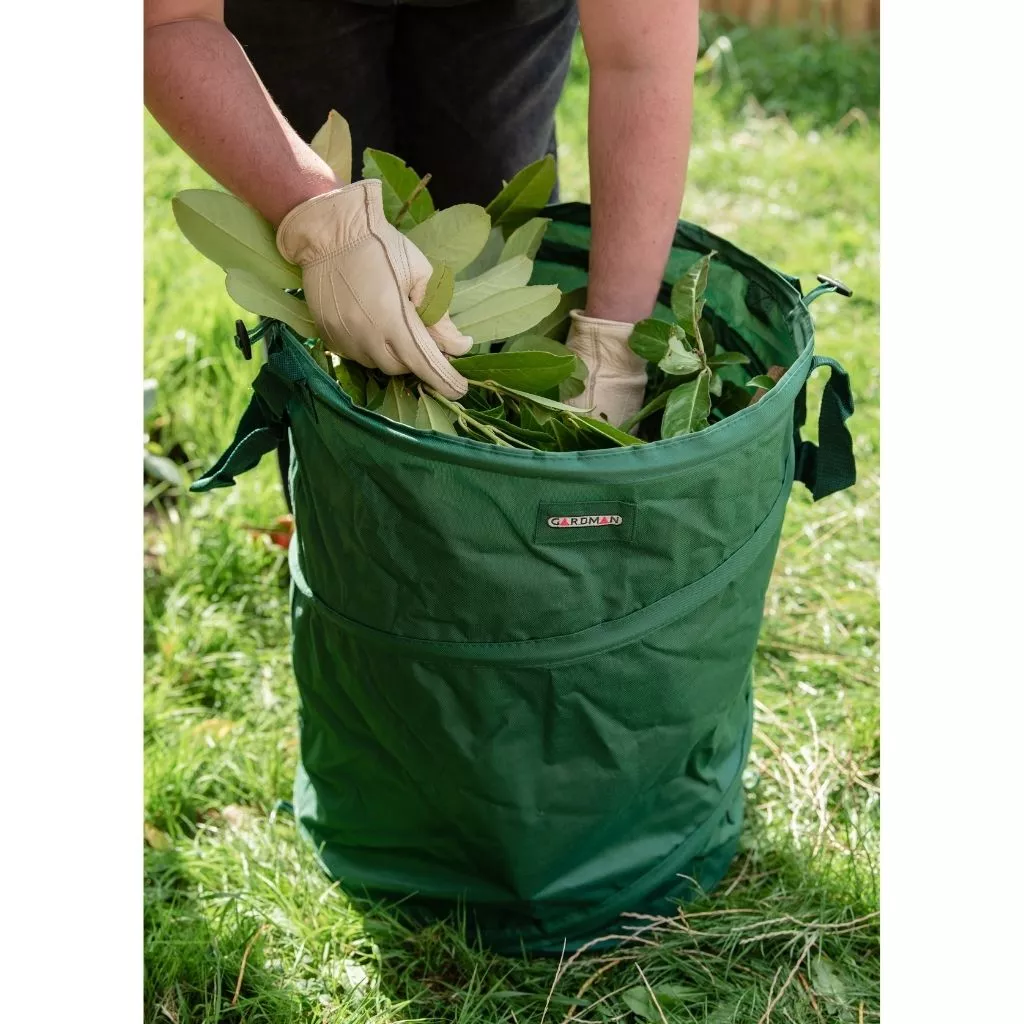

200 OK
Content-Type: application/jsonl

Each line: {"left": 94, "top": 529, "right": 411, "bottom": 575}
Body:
{"left": 577, "top": 0, "right": 699, "bottom": 322}
{"left": 144, "top": 0, "right": 338, "bottom": 225}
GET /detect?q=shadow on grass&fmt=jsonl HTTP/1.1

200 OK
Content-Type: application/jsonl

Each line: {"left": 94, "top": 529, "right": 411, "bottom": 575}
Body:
{"left": 339, "top": 828, "right": 879, "bottom": 1023}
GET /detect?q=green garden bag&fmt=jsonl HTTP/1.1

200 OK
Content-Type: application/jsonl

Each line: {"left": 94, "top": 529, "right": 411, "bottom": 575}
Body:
{"left": 193, "top": 203, "right": 856, "bottom": 955}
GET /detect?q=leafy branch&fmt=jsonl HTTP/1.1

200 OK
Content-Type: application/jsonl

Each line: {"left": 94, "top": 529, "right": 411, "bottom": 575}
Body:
{"left": 171, "top": 107, "right": 790, "bottom": 453}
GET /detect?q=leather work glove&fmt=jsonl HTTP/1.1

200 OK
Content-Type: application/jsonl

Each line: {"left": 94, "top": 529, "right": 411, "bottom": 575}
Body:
{"left": 565, "top": 310, "right": 649, "bottom": 429}
{"left": 276, "top": 179, "right": 473, "bottom": 399}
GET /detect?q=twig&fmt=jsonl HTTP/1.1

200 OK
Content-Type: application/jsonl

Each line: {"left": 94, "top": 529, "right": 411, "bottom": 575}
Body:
{"left": 561, "top": 958, "right": 627, "bottom": 1024}
{"left": 540, "top": 940, "right": 569, "bottom": 1024}
{"left": 757, "top": 935, "right": 815, "bottom": 1024}
{"left": 393, "top": 173, "right": 432, "bottom": 227}
{"left": 797, "top": 971, "right": 824, "bottom": 1023}
{"left": 231, "top": 923, "right": 268, "bottom": 1007}
{"left": 158, "top": 996, "right": 179, "bottom": 1023}
{"left": 760, "top": 967, "right": 783, "bottom": 1023}
{"left": 543, "top": 921, "right": 666, "bottom": 1023}
{"left": 635, "top": 964, "right": 668, "bottom": 1024}
{"left": 723, "top": 852, "right": 754, "bottom": 896}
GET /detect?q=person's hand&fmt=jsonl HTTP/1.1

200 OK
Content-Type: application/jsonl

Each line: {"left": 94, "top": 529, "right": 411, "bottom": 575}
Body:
{"left": 565, "top": 310, "right": 648, "bottom": 429}
{"left": 276, "top": 180, "right": 473, "bottom": 399}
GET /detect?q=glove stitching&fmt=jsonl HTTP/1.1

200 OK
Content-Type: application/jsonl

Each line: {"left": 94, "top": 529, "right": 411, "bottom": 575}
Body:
{"left": 585, "top": 322, "right": 602, "bottom": 410}
{"left": 329, "top": 263, "right": 381, "bottom": 355}
{"left": 300, "top": 235, "right": 374, "bottom": 268}
{"left": 320, "top": 266, "right": 356, "bottom": 355}
{"left": 365, "top": 224, "right": 462, "bottom": 394}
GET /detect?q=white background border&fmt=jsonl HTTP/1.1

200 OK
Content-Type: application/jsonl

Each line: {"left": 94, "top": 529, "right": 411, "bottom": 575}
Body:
{"left": 2, "top": 2, "right": 1022, "bottom": 1019}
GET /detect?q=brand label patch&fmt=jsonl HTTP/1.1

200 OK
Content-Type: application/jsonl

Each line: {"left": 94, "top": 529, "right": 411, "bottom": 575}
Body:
{"left": 546, "top": 514, "right": 624, "bottom": 529}
{"left": 536, "top": 502, "right": 636, "bottom": 544}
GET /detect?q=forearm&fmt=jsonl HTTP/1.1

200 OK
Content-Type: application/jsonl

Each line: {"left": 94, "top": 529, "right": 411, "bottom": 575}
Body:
{"left": 579, "top": 0, "right": 699, "bottom": 323}
{"left": 144, "top": 13, "right": 338, "bottom": 225}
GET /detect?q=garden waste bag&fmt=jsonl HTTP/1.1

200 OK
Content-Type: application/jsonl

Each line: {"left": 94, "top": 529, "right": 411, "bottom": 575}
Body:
{"left": 193, "top": 202, "right": 857, "bottom": 955}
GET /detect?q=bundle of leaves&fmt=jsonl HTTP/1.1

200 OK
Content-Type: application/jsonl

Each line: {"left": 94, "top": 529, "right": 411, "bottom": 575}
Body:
{"left": 171, "top": 108, "right": 784, "bottom": 451}
{"left": 623, "top": 253, "right": 784, "bottom": 440}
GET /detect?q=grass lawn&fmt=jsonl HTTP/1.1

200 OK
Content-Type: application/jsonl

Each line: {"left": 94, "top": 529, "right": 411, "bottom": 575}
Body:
{"left": 144, "top": 27, "right": 879, "bottom": 1024}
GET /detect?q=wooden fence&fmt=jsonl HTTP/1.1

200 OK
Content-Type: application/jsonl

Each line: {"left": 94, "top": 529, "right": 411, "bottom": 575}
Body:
{"left": 702, "top": 0, "right": 880, "bottom": 36}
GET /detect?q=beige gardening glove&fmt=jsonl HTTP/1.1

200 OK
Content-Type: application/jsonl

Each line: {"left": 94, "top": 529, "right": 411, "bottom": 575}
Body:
{"left": 565, "top": 311, "right": 649, "bottom": 429}
{"left": 276, "top": 179, "right": 473, "bottom": 399}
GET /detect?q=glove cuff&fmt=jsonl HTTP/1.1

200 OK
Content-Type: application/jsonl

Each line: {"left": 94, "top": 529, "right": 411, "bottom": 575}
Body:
{"left": 568, "top": 309, "right": 636, "bottom": 341}
{"left": 276, "top": 179, "right": 386, "bottom": 265}
{"left": 567, "top": 309, "right": 648, "bottom": 375}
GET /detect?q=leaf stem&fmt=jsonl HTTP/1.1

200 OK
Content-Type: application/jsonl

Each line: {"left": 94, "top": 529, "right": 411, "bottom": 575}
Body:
{"left": 620, "top": 389, "right": 672, "bottom": 434}
{"left": 394, "top": 173, "right": 433, "bottom": 227}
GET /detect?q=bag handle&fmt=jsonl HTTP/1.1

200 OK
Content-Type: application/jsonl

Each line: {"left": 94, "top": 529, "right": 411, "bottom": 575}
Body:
{"left": 190, "top": 363, "right": 298, "bottom": 493}
{"left": 792, "top": 274, "right": 857, "bottom": 501}
{"left": 793, "top": 354, "right": 857, "bottom": 501}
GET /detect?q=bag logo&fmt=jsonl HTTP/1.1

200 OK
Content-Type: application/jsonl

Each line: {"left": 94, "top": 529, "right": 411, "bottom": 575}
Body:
{"left": 547, "top": 514, "right": 623, "bottom": 529}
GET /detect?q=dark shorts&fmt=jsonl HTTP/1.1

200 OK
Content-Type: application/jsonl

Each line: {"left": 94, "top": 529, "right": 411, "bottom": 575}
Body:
{"left": 225, "top": 0, "right": 580, "bottom": 208}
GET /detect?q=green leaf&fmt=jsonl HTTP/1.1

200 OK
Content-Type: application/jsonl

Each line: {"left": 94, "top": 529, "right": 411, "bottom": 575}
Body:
{"left": 710, "top": 373, "right": 723, "bottom": 397}
{"left": 415, "top": 393, "right": 458, "bottom": 435}
{"left": 621, "top": 987, "right": 659, "bottom": 1022}
{"left": 671, "top": 252, "right": 715, "bottom": 336}
{"left": 450, "top": 256, "right": 533, "bottom": 316}
{"left": 380, "top": 378, "right": 419, "bottom": 425}
{"left": 619, "top": 388, "right": 671, "bottom": 434}
{"left": 404, "top": 205, "right": 492, "bottom": 273}
{"left": 307, "top": 339, "right": 331, "bottom": 374}
{"left": 622, "top": 983, "right": 704, "bottom": 1018}
{"left": 508, "top": 285, "right": 586, "bottom": 343}
{"left": 452, "top": 285, "right": 561, "bottom": 343}
{"left": 485, "top": 155, "right": 556, "bottom": 234}
{"left": 519, "top": 402, "right": 554, "bottom": 431}
{"left": 705, "top": 1001, "right": 746, "bottom": 1024}
{"left": 457, "top": 226, "right": 505, "bottom": 281}
{"left": 452, "top": 351, "right": 576, "bottom": 393}
{"left": 499, "top": 335, "right": 587, "bottom": 401}
{"left": 224, "top": 269, "right": 317, "bottom": 338}
{"left": 809, "top": 957, "right": 849, "bottom": 1003}
{"left": 746, "top": 374, "right": 778, "bottom": 390}
{"left": 500, "top": 217, "right": 550, "bottom": 262}
{"left": 365, "top": 376, "right": 385, "bottom": 411}
{"left": 651, "top": 984, "right": 703, "bottom": 1006}
{"left": 415, "top": 262, "right": 454, "bottom": 326}
{"left": 498, "top": 386, "right": 582, "bottom": 413}
{"left": 550, "top": 417, "right": 581, "bottom": 451}
{"left": 560, "top": 354, "right": 588, "bottom": 400}
{"left": 559, "top": 374, "right": 586, "bottom": 400}
{"left": 334, "top": 359, "right": 367, "bottom": 405}
{"left": 362, "top": 149, "right": 435, "bottom": 225}
{"left": 172, "top": 190, "right": 301, "bottom": 289}
{"left": 576, "top": 416, "right": 644, "bottom": 447}
{"left": 659, "top": 335, "right": 703, "bottom": 376}
{"left": 501, "top": 333, "right": 570, "bottom": 357}
{"left": 699, "top": 315, "right": 717, "bottom": 357}
{"left": 707, "top": 350, "right": 751, "bottom": 368}
{"left": 463, "top": 408, "right": 550, "bottom": 449}
{"left": 662, "top": 369, "right": 712, "bottom": 437}
{"left": 310, "top": 109, "right": 352, "bottom": 185}
{"left": 629, "top": 318, "right": 675, "bottom": 363}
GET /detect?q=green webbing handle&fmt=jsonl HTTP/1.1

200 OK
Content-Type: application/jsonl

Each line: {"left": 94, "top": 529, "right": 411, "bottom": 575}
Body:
{"left": 190, "top": 364, "right": 296, "bottom": 493}
{"left": 794, "top": 355, "right": 856, "bottom": 501}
